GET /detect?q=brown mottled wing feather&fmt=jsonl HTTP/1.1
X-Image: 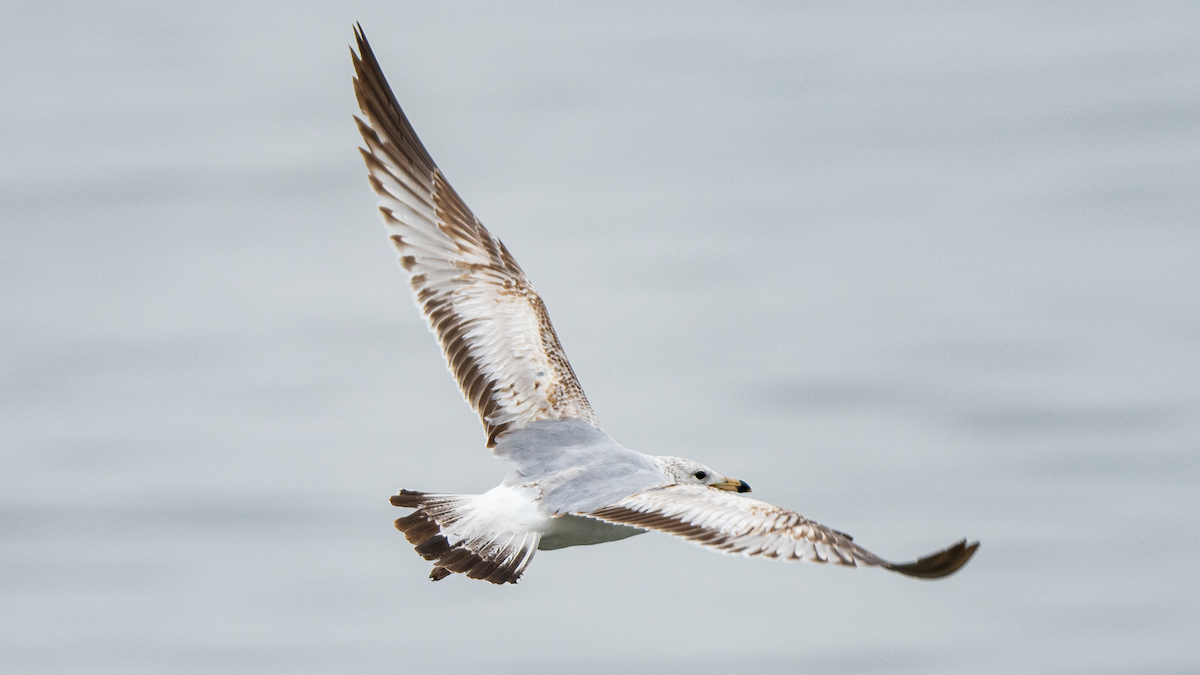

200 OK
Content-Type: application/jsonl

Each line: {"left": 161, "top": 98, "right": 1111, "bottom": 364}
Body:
{"left": 585, "top": 485, "right": 978, "bottom": 579}
{"left": 351, "top": 26, "right": 598, "bottom": 447}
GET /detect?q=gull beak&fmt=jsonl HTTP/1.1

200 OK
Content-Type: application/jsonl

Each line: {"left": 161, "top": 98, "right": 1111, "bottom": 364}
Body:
{"left": 713, "top": 478, "right": 752, "bottom": 493}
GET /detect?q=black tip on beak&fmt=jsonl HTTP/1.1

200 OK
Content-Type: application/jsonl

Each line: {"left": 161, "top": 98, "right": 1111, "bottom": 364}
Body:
{"left": 737, "top": 480, "right": 752, "bottom": 493}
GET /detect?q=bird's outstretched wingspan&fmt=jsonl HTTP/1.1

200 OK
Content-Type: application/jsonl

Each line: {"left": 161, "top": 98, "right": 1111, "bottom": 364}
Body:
{"left": 355, "top": 25, "right": 980, "bottom": 586}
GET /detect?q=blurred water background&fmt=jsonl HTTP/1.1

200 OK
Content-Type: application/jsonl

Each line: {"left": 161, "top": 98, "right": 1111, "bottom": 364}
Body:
{"left": 2, "top": 1, "right": 1198, "bottom": 673}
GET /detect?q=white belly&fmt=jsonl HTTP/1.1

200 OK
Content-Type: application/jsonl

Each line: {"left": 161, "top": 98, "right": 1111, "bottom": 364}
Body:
{"left": 538, "top": 514, "right": 646, "bottom": 550}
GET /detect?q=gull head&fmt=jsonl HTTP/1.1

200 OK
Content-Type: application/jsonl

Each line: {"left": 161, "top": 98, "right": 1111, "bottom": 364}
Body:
{"left": 656, "top": 456, "right": 752, "bottom": 493}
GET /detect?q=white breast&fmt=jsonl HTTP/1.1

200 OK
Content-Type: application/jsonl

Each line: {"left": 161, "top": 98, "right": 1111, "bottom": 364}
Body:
{"left": 538, "top": 514, "right": 646, "bottom": 551}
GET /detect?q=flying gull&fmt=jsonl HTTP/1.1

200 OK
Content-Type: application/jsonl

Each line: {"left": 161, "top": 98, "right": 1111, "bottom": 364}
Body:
{"left": 350, "top": 25, "right": 979, "bottom": 585}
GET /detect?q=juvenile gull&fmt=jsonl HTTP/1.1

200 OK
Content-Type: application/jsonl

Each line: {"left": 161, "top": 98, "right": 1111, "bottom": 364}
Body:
{"left": 351, "top": 26, "right": 979, "bottom": 585}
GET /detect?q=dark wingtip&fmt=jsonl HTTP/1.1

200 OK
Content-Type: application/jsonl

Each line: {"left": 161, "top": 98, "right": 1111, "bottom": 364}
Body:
{"left": 886, "top": 539, "right": 980, "bottom": 579}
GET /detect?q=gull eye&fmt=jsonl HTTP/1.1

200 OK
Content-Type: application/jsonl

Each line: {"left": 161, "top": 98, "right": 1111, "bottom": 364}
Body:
{"left": 693, "top": 471, "right": 707, "bottom": 480}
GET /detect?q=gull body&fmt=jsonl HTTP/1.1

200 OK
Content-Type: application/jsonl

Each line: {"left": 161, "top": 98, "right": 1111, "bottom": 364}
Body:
{"left": 351, "top": 26, "right": 978, "bottom": 585}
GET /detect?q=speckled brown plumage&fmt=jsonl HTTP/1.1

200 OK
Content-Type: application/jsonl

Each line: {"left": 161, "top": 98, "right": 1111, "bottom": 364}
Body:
{"left": 586, "top": 485, "right": 978, "bottom": 579}
{"left": 355, "top": 24, "right": 978, "bottom": 586}
{"left": 352, "top": 25, "right": 598, "bottom": 448}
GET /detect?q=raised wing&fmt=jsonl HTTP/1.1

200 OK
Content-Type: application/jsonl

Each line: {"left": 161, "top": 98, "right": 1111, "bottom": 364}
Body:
{"left": 351, "top": 26, "right": 599, "bottom": 447}
{"left": 585, "top": 485, "right": 978, "bottom": 578}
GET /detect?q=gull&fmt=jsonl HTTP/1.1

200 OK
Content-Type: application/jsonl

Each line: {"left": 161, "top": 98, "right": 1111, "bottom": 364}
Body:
{"left": 350, "top": 25, "right": 979, "bottom": 585}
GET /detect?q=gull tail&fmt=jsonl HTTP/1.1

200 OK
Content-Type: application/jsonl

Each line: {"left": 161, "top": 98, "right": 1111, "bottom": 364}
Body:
{"left": 390, "top": 489, "right": 542, "bottom": 585}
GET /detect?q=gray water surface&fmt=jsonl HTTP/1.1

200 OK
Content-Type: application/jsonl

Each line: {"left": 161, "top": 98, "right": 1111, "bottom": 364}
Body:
{"left": 2, "top": 2, "right": 1198, "bottom": 673}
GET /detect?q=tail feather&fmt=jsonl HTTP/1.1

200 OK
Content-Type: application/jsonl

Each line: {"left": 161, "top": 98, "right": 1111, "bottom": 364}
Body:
{"left": 389, "top": 489, "right": 541, "bottom": 585}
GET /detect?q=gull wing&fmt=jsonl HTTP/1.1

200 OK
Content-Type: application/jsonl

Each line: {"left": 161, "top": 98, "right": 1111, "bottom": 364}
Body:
{"left": 351, "top": 26, "right": 599, "bottom": 447}
{"left": 585, "top": 485, "right": 978, "bottom": 578}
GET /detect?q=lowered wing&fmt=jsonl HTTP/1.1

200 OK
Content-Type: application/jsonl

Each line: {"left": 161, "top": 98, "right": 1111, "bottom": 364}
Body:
{"left": 586, "top": 485, "right": 978, "bottom": 578}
